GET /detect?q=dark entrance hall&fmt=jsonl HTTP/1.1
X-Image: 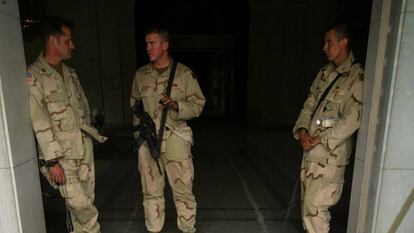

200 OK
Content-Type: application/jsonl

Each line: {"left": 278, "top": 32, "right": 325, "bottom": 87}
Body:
{"left": 4, "top": 0, "right": 414, "bottom": 232}
{"left": 17, "top": 0, "right": 373, "bottom": 232}
{"left": 41, "top": 122, "right": 353, "bottom": 233}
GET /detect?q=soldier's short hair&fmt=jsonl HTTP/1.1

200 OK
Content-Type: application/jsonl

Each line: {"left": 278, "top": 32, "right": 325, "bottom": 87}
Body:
{"left": 327, "top": 21, "right": 352, "bottom": 48}
{"left": 41, "top": 16, "right": 73, "bottom": 46}
{"left": 145, "top": 26, "right": 170, "bottom": 42}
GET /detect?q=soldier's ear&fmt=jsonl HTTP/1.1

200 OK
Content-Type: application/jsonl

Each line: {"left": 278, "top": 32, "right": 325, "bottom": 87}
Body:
{"left": 340, "top": 37, "right": 348, "bottom": 49}
{"left": 162, "top": 41, "right": 169, "bottom": 50}
{"left": 47, "top": 35, "right": 58, "bottom": 47}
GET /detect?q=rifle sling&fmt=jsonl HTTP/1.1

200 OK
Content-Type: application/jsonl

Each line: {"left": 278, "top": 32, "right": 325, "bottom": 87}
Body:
{"left": 158, "top": 60, "right": 177, "bottom": 144}
{"left": 310, "top": 60, "right": 359, "bottom": 120}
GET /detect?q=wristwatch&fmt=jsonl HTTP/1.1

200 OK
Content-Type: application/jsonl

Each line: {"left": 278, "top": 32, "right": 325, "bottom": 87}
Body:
{"left": 46, "top": 159, "right": 59, "bottom": 168}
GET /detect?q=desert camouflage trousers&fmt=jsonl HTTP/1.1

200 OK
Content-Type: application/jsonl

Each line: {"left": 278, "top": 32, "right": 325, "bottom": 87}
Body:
{"left": 138, "top": 133, "right": 197, "bottom": 233}
{"left": 300, "top": 160, "right": 345, "bottom": 233}
{"left": 50, "top": 159, "right": 101, "bottom": 233}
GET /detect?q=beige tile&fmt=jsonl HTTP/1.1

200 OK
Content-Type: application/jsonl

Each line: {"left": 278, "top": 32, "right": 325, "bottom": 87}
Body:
{"left": 347, "top": 158, "right": 365, "bottom": 232}
{"left": 356, "top": 21, "right": 380, "bottom": 161}
{"left": 13, "top": 160, "right": 45, "bottom": 232}
{"left": 376, "top": 169, "right": 414, "bottom": 232}
{"left": 0, "top": 12, "right": 37, "bottom": 168}
{"left": 0, "top": 0, "right": 19, "bottom": 18}
{"left": 0, "top": 103, "right": 10, "bottom": 168}
{"left": 390, "top": 0, "right": 404, "bottom": 15}
{"left": 0, "top": 167, "right": 20, "bottom": 232}
{"left": 383, "top": 13, "right": 414, "bottom": 169}
{"left": 370, "top": 0, "right": 383, "bottom": 23}
{"left": 0, "top": 13, "right": 24, "bottom": 63}
{"left": 408, "top": 0, "right": 414, "bottom": 12}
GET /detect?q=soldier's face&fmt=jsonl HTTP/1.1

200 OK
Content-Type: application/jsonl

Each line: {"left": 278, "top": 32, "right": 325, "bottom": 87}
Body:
{"left": 323, "top": 30, "right": 347, "bottom": 65}
{"left": 145, "top": 33, "right": 169, "bottom": 62}
{"left": 55, "top": 26, "right": 75, "bottom": 60}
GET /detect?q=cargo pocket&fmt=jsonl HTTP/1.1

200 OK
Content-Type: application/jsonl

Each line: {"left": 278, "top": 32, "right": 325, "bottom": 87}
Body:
{"left": 324, "top": 164, "right": 346, "bottom": 184}
{"left": 70, "top": 130, "right": 85, "bottom": 159}
{"left": 165, "top": 133, "right": 191, "bottom": 161}
{"left": 58, "top": 183, "right": 76, "bottom": 199}
{"left": 313, "top": 182, "right": 343, "bottom": 208}
{"left": 57, "top": 170, "right": 80, "bottom": 199}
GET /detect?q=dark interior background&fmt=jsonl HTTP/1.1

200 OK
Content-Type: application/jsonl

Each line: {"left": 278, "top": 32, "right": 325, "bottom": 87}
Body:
{"left": 134, "top": 0, "right": 372, "bottom": 125}
{"left": 135, "top": 0, "right": 249, "bottom": 123}
{"left": 18, "top": 0, "right": 373, "bottom": 232}
{"left": 18, "top": 0, "right": 372, "bottom": 126}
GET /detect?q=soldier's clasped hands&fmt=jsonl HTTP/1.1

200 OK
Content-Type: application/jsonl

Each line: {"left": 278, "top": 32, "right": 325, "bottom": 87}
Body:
{"left": 299, "top": 128, "right": 320, "bottom": 151}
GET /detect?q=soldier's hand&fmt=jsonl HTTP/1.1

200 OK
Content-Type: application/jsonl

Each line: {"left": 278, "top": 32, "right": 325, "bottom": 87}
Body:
{"left": 159, "top": 93, "right": 178, "bottom": 111}
{"left": 299, "top": 129, "right": 314, "bottom": 151}
{"left": 310, "top": 136, "right": 321, "bottom": 148}
{"left": 49, "top": 163, "right": 66, "bottom": 185}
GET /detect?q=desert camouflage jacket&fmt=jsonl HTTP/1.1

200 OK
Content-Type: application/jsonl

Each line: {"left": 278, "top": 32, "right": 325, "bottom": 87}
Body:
{"left": 293, "top": 53, "right": 364, "bottom": 165}
{"left": 130, "top": 59, "right": 205, "bottom": 144}
{"left": 27, "top": 53, "right": 106, "bottom": 164}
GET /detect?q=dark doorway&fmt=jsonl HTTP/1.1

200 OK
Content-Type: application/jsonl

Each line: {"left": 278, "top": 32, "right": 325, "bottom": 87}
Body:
{"left": 135, "top": 0, "right": 249, "bottom": 123}
{"left": 16, "top": 0, "right": 374, "bottom": 232}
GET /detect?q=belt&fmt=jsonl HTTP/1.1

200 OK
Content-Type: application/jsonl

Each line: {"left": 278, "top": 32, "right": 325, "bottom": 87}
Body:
{"left": 315, "top": 118, "right": 339, "bottom": 128}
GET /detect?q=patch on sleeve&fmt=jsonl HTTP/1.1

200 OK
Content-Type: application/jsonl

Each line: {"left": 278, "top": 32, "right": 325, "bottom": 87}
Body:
{"left": 26, "top": 71, "right": 37, "bottom": 86}
{"left": 26, "top": 72, "right": 33, "bottom": 82}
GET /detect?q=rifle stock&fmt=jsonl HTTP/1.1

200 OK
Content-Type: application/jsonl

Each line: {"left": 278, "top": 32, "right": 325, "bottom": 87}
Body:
{"left": 132, "top": 100, "right": 163, "bottom": 175}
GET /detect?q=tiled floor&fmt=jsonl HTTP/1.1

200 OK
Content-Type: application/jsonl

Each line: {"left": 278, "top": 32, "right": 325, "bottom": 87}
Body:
{"left": 42, "top": 123, "right": 349, "bottom": 233}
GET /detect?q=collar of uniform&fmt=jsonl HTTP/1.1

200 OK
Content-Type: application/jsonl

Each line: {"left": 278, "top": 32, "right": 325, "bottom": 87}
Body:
{"left": 37, "top": 52, "right": 54, "bottom": 75}
{"left": 142, "top": 63, "right": 152, "bottom": 74}
{"left": 62, "top": 63, "right": 76, "bottom": 75}
{"left": 66, "top": 64, "right": 76, "bottom": 74}
{"left": 37, "top": 52, "right": 74, "bottom": 75}
{"left": 149, "top": 57, "right": 175, "bottom": 78}
{"left": 334, "top": 52, "right": 355, "bottom": 75}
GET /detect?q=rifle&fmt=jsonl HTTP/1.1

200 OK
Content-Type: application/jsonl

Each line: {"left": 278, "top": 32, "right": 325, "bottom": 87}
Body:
{"left": 132, "top": 100, "right": 163, "bottom": 175}
{"left": 38, "top": 160, "right": 74, "bottom": 232}
{"left": 282, "top": 175, "right": 300, "bottom": 232}
{"left": 61, "top": 184, "right": 74, "bottom": 233}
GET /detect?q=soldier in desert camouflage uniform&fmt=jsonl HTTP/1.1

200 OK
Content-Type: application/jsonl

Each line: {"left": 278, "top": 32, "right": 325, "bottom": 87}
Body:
{"left": 27, "top": 16, "right": 106, "bottom": 233}
{"left": 293, "top": 22, "right": 364, "bottom": 233}
{"left": 130, "top": 27, "right": 205, "bottom": 233}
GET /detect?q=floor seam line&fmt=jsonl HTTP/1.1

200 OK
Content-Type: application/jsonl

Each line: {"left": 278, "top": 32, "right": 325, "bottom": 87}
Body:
{"left": 226, "top": 153, "right": 270, "bottom": 233}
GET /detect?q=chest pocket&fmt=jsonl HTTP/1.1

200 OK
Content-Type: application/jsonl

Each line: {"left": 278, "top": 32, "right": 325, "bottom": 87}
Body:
{"left": 44, "top": 92, "right": 68, "bottom": 121}
{"left": 69, "top": 75, "right": 83, "bottom": 101}
{"left": 321, "top": 85, "right": 348, "bottom": 119}
{"left": 170, "top": 83, "right": 185, "bottom": 100}
{"left": 326, "top": 86, "right": 346, "bottom": 103}
{"left": 140, "top": 88, "right": 155, "bottom": 99}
